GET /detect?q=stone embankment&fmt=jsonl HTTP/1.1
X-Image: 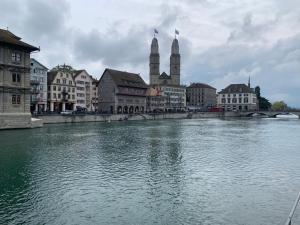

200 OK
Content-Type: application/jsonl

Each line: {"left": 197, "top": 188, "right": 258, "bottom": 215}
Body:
{"left": 35, "top": 111, "right": 240, "bottom": 124}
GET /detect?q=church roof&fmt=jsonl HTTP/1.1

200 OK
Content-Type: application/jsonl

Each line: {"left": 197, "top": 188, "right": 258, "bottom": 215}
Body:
{"left": 188, "top": 83, "right": 216, "bottom": 90}
{"left": 159, "top": 72, "right": 171, "bottom": 79}
{"left": 0, "top": 28, "right": 39, "bottom": 52}
{"left": 218, "top": 84, "right": 254, "bottom": 94}
{"left": 104, "top": 68, "right": 148, "bottom": 89}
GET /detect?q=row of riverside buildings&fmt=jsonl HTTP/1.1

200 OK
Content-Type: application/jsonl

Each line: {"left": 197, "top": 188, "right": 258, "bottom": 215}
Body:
{"left": 0, "top": 29, "right": 257, "bottom": 128}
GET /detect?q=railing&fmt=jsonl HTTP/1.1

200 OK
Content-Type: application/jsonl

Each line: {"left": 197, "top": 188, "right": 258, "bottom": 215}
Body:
{"left": 285, "top": 191, "right": 300, "bottom": 225}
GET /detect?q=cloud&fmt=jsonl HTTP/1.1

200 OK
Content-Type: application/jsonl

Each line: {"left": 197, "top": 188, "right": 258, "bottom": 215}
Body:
{"left": 1, "top": 0, "right": 300, "bottom": 106}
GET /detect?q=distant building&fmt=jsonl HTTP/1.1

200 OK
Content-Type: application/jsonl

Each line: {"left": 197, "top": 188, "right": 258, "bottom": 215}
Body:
{"left": 73, "top": 70, "right": 93, "bottom": 111}
{"left": 47, "top": 65, "right": 76, "bottom": 112}
{"left": 91, "top": 78, "right": 98, "bottom": 111}
{"left": 186, "top": 83, "right": 216, "bottom": 110}
{"left": 160, "top": 85, "right": 186, "bottom": 112}
{"left": 149, "top": 36, "right": 180, "bottom": 86}
{"left": 217, "top": 82, "right": 257, "bottom": 111}
{"left": 98, "top": 68, "right": 148, "bottom": 114}
{"left": 0, "top": 28, "right": 39, "bottom": 129}
{"left": 146, "top": 86, "right": 167, "bottom": 112}
{"left": 30, "top": 58, "right": 48, "bottom": 112}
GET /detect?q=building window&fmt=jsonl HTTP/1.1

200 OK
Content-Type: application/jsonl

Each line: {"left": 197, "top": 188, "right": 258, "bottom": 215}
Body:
{"left": 57, "top": 79, "right": 60, "bottom": 84}
{"left": 244, "top": 98, "right": 248, "bottom": 103}
{"left": 12, "top": 73, "right": 21, "bottom": 82}
{"left": 221, "top": 98, "right": 226, "bottom": 103}
{"left": 53, "top": 86, "right": 56, "bottom": 91}
{"left": 239, "top": 98, "right": 242, "bottom": 103}
{"left": 63, "top": 79, "right": 66, "bottom": 84}
{"left": 232, "top": 98, "right": 237, "bottom": 103}
{"left": 69, "top": 81, "right": 72, "bottom": 85}
{"left": 58, "top": 86, "right": 61, "bottom": 91}
{"left": 12, "top": 95, "right": 21, "bottom": 104}
{"left": 72, "top": 88, "right": 75, "bottom": 93}
{"left": 72, "top": 95, "right": 75, "bottom": 99}
{"left": 12, "top": 52, "right": 21, "bottom": 63}
{"left": 227, "top": 98, "right": 231, "bottom": 103}
{"left": 58, "top": 94, "right": 61, "bottom": 99}
{"left": 53, "top": 93, "right": 56, "bottom": 98}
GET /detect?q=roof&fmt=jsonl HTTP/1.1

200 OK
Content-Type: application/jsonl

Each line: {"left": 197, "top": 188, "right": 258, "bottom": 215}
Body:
{"left": 47, "top": 71, "right": 58, "bottom": 84}
{"left": 0, "top": 28, "right": 39, "bottom": 52}
{"left": 31, "top": 58, "right": 48, "bottom": 70}
{"left": 159, "top": 72, "right": 171, "bottom": 79}
{"left": 188, "top": 83, "right": 216, "bottom": 90}
{"left": 73, "top": 70, "right": 85, "bottom": 77}
{"left": 104, "top": 68, "right": 148, "bottom": 89}
{"left": 218, "top": 84, "right": 254, "bottom": 94}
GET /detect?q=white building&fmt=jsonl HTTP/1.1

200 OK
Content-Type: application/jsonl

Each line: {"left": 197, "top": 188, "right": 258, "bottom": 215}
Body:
{"left": 73, "top": 70, "right": 93, "bottom": 111}
{"left": 30, "top": 58, "right": 48, "bottom": 112}
{"left": 217, "top": 83, "right": 257, "bottom": 111}
{"left": 47, "top": 65, "right": 76, "bottom": 112}
{"left": 159, "top": 85, "right": 186, "bottom": 112}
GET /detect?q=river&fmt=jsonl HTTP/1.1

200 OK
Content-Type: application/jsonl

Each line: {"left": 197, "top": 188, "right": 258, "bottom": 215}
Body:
{"left": 0, "top": 118, "right": 300, "bottom": 225}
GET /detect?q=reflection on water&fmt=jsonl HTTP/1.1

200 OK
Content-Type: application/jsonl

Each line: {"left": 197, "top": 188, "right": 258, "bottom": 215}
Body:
{"left": 1, "top": 118, "right": 300, "bottom": 225}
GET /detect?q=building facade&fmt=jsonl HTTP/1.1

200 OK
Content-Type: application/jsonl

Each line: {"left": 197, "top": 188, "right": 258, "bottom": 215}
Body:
{"left": 0, "top": 29, "right": 39, "bottom": 129}
{"left": 98, "top": 68, "right": 148, "bottom": 114}
{"left": 74, "top": 70, "right": 93, "bottom": 111}
{"left": 91, "top": 78, "right": 98, "bottom": 111}
{"left": 47, "top": 65, "right": 76, "bottom": 112}
{"left": 30, "top": 58, "right": 48, "bottom": 112}
{"left": 160, "top": 85, "right": 186, "bottom": 112}
{"left": 186, "top": 83, "right": 216, "bottom": 110}
{"left": 149, "top": 37, "right": 180, "bottom": 86}
{"left": 217, "top": 83, "right": 257, "bottom": 111}
{"left": 146, "top": 86, "right": 167, "bottom": 112}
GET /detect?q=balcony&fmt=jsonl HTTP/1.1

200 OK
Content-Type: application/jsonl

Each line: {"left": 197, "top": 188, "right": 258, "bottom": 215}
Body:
{"left": 30, "top": 80, "right": 40, "bottom": 85}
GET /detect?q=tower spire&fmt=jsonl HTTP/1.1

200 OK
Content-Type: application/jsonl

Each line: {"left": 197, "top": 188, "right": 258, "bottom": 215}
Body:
{"left": 248, "top": 76, "right": 251, "bottom": 88}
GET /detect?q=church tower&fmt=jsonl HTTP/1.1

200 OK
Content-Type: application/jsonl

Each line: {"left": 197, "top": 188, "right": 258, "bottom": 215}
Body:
{"left": 170, "top": 38, "right": 180, "bottom": 85}
{"left": 149, "top": 37, "right": 160, "bottom": 85}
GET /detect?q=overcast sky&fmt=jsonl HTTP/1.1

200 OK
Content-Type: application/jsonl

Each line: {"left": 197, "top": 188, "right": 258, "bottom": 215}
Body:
{"left": 1, "top": 0, "right": 300, "bottom": 106}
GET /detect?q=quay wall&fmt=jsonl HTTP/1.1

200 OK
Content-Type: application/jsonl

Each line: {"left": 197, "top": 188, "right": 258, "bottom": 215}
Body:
{"left": 35, "top": 112, "right": 241, "bottom": 124}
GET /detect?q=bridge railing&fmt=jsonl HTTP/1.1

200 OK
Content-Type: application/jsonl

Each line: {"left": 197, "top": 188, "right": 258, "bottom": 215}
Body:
{"left": 285, "top": 191, "right": 300, "bottom": 225}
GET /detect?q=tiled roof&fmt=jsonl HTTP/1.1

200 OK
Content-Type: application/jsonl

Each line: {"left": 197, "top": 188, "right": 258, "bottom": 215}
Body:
{"left": 105, "top": 68, "right": 148, "bottom": 89}
{"left": 218, "top": 84, "right": 254, "bottom": 94}
{"left": 159, "top": 72, "right": 171, "bottom": 79}
{"left": 188, "top": 83, "right": 216, "bottom": 89}
{"left": 73, "top": 70, "right": 85, "bottom": 78}
{"left": 47, "top": 71, "right": 58, "bottom": 84}
{"left": 0, "top": 28, "right": 39, "bottom": 51}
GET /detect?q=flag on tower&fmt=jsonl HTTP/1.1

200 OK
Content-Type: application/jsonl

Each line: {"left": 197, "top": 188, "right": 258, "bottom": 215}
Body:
{"left": 154, "top": 29, "right": 158, "bottom": 34}
{"left": 175, "top": 29, "right": 179, "bottom": 35}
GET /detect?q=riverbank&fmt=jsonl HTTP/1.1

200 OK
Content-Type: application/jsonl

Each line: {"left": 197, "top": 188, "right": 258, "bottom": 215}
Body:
{"left": 35, "top": 111, "right": 240, "bottom": 124}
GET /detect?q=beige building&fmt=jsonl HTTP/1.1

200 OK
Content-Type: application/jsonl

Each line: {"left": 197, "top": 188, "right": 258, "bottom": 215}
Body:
{"left": 74, "top": 70, "right": 93, "bottom": 111}
{"left": 47, "top": 65, "right": 76, "bottom": 112}
{"left": 217, "top": 83, "right": 257, "bottom": 111}
{"left": 146, "top": 86, "right": 167, "bottom": 112}
{"left": 98, "top": 68, "right": 148, "bottom": 114}
{"left": 186, "top": 83, "right": 216, "bottom": 110}
{"left": 0, "top": 29, "right": 39, "bottom": 129}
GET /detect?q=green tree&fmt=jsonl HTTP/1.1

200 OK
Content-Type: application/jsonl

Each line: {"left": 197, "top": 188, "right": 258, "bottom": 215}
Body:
{"left": 254, "top": 86, "right": 271, "bottom": 111}
{"left": 271, "top": 101, "right": 287, "bottom": 111}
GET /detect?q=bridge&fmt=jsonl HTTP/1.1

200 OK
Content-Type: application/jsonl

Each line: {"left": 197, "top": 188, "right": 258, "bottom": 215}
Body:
{"left": 239, "top": 110, "right": 300, "bottom": 118}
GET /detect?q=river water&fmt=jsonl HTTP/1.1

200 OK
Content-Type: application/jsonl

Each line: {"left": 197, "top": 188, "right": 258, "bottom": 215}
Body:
{"left": 1, "top": 118, "right": 300, "bottom": 225}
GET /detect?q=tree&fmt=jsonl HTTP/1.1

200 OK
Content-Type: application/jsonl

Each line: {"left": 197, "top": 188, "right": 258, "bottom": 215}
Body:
{"left": 271, "top": 101, "right": 287, "bottom": 111}
{"left": 254, "top": 86, "right": 271, "bottom": 111}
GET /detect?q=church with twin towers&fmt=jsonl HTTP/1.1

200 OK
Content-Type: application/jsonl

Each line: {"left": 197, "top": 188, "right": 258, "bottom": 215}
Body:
{"left": 149, "top": 33, "right": 181, "bottom": 86}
